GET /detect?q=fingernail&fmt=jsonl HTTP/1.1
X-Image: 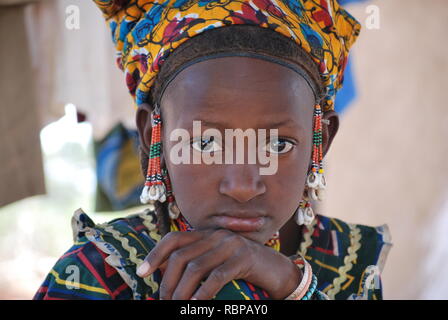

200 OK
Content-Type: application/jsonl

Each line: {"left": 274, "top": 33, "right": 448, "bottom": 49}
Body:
{"left": 137, "top": 261, "right": 150, "bottom": 277}
{"left": 191, "top": 297, "right": 197, "bottom": 300}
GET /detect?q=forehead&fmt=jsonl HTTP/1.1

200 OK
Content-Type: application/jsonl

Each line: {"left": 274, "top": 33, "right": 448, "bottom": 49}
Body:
{"left": 160, "top": 56, "right": 315, "bottom": 129}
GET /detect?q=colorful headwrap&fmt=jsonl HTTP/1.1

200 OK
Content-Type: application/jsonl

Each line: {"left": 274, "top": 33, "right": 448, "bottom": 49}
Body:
{"left": 93, "top": 0, "right": 360, "bottom": 111}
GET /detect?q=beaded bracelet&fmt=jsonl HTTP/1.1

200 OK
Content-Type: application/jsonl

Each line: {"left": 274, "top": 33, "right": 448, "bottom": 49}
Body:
{"left": 285, "top": 257, "right": 313, "bottom": 300}
{"left": 301, "top": 274, "right": 318, "bottom": 300}
{"left": 314, "top": 289, "right": 331, "bottom": 300}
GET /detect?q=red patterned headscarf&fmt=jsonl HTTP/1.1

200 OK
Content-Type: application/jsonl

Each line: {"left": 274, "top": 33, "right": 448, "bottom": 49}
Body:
{"left": 93, "top": 0, "right": 360, "bottom": 111}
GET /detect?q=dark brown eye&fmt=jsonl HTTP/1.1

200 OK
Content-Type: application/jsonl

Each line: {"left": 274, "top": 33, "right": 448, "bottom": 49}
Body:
{"left": 263, "top": 138, "right": 294, "bottom": 154}
{"left": 191, "top": 136, "right": 222, "bottom": 153}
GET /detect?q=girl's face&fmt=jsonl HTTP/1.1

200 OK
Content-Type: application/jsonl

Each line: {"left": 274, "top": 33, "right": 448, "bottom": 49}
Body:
{"left": 149, "top": 56, "right": 328, "bottom": 244}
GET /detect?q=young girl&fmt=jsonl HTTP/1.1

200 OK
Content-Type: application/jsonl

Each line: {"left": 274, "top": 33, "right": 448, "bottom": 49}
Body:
{"left": 34, "top": 0, "right": 392, "bottom": 300}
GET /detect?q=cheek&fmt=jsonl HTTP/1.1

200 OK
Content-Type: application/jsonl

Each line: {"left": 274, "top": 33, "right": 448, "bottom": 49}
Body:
{"left": 164, "top": 161, "right": 219, "bottom": 225}
{"left": 266, "top": 150, "right": 310, "bottom": 224}
{"left": 162, "top": 135, "right": 222, "bottom": 226}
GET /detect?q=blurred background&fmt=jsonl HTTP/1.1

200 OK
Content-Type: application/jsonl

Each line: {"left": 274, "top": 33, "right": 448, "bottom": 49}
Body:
{"left": 0, "top": 0, "right": 447, "bottom": 299}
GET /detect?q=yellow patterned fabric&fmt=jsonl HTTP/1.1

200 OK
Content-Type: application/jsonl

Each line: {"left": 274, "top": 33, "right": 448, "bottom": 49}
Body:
{"left": 93, "top": 0, "right": 360, "bottom": 111}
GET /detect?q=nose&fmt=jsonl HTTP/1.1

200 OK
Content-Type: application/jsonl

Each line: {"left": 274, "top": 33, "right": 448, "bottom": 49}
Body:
{"left": 219, "top": 164, "right": 266, "bottom": 203}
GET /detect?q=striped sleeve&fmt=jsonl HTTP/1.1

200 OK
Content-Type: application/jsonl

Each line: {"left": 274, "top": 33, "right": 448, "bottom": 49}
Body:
{"left": 33, "top": 238, "right": 133, "bottom": 300}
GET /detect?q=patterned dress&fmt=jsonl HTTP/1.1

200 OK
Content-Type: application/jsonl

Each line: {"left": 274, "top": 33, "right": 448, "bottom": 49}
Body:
{"left": 33, "top": 208, "right": 392, "bottom": 300}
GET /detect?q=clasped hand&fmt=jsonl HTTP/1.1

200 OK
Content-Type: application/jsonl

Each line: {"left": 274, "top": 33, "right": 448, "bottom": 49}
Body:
{"left": 136, "top": 229, "right": 302, "bottom": 300}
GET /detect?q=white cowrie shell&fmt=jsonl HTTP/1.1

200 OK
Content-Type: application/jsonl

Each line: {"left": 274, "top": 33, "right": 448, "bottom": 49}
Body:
{"left": 318, "top": 174, "right": 326, "bottom": 190}
{"left": 303, "top": 206, "right": 315, "bottom": 225}
{"left": 309, "top": 187, "right": 319, "bottom": 201}
{"left": 317, "top": 187, "right": 325, "bottom": 201}
{"left": 306, "top": 172, "right": 320, "bottom": 189}
{"left": 168, "top": 202, "right": 180, "bottom": 220}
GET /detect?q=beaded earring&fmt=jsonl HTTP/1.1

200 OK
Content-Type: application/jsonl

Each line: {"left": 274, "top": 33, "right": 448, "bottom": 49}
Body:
{"left": 295, "top": 104, "right": 327, "bottom": 226}
{"left": 140, "top": 103, "right": 166, "bottom": 204}
{"left": 296, "top": 189, "right": 315, "bottom": 226}
{"left": 140, "top": 103, "right": 181, "bottom": 219}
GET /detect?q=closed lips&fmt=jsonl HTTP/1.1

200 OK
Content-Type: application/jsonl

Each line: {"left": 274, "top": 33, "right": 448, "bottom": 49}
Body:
{"left": 214, "top": 214, "right": 266, "bottom": 232}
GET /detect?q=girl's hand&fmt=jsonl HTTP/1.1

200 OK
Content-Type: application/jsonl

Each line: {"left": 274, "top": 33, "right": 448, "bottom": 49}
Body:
{"left": 136, "top": 229, "right": 302, "bottom": 300}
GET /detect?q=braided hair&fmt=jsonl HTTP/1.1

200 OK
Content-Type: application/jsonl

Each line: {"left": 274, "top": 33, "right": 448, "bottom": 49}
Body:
{"left": 139, "top": 25, "right": 326, "bottom": 236}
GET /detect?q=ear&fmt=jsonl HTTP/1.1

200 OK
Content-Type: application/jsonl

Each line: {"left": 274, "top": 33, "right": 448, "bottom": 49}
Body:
{"left": 321, "top": 110, "right": 340, "bottom": 158}
{"left": 136, "top": 103, "right": 153, "bottom": 154}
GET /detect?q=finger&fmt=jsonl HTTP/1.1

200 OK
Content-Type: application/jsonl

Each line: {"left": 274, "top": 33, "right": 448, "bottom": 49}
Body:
{"left": 159, "top": 260, "right": 168, "bottom": 274}
{"left": 190, "top": 257, "right": 243, "bottom": 300}
{"left": 137, "top": 231, "right": 202, "bottom": 277}
{"left": 171, "top": 243, "right": 234, "bottom": 300}
{"left": 159, "top": 238, "right": 217, "bottom": 300}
